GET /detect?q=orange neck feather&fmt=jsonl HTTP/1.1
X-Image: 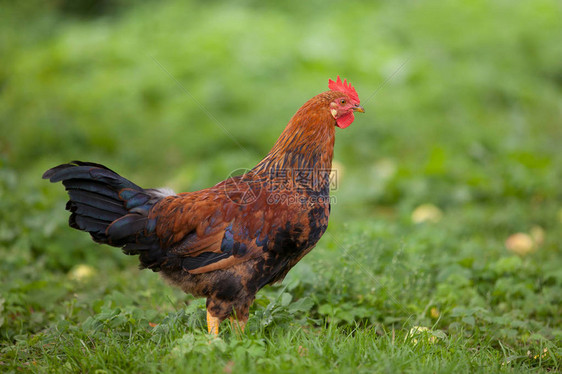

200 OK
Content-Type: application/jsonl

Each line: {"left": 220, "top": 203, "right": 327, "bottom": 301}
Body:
{"left": 253, "top": 94, "right": 336, "bottom": 176}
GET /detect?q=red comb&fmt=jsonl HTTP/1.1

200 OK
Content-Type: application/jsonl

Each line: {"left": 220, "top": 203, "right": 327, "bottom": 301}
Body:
{"left": 328, "top": 76, "right": 359, "bottom": 104}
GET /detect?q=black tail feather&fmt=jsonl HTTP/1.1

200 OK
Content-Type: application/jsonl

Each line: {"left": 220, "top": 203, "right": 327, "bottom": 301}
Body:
{"left": 70, "top": 215, "right": 108, "bottom": 232}
{"left": 63, "top": 179, "right": 122, "bottom": 199}
{"left": 106, "top": 214, "right": 148, "bottom": 243}
{"left": 67, "top": 190, "right": 128, "bottom": 215}
{"left": 44, "top": 161, "right": 171, "bottom": 271}
{"left": 68, "top": 203, "right": 123, "bottom": 223}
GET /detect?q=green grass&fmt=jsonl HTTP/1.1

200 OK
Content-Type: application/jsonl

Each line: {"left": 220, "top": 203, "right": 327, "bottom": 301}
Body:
{"left": 1, "top": 0, "right": 561, "bottom": 372}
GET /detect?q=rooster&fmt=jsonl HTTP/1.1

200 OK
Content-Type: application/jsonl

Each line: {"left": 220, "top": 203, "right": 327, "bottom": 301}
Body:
{"left": 43, "top": 76, "right": 364, "bottom": 334}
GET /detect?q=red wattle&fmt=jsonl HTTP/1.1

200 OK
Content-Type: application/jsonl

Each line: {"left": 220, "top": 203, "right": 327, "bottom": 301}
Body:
{"left": 336, "top": 113, "right": 354, "bottom": 129}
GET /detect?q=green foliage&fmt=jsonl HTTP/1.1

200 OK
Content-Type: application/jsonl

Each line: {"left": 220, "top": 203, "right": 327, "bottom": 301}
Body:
{"left": 1, "top": 0, "right": 561, "bottom": 372}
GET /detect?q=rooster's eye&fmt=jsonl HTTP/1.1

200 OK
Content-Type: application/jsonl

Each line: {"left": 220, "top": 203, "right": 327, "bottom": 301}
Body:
{"left": 340, "top": 99, "right": 346, "bottom": 104}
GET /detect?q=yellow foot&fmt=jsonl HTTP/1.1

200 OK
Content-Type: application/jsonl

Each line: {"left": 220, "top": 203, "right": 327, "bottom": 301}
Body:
{"left": 207, "top": 311, "right": 221, "bottom": 335}
{"left": 229, "top": 316, "right": 247, "bottom": 334}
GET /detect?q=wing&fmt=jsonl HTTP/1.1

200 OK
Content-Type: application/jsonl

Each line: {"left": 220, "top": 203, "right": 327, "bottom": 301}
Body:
{"left": 150, "top": 177, "right": 278, "bottom": 274}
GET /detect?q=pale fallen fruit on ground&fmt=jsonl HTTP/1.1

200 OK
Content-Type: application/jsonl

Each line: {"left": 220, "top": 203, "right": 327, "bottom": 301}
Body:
{"left": 411, "top": 204, "right": 443, "bottom": 224}
{"left": 430, "top": 307, "right": 440, "bottom": 319}
{"left": 505, "top": 233, "right": 535, "bottom": 256}
{"left": 68, "top": 264, "right": 96, "bottom": 281}
{"left": 408, "top": 326, "right": 437, "bottom": 344}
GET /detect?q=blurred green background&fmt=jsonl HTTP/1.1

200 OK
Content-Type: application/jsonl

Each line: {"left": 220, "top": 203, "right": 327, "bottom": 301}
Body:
{"left": 1, "top": 0, "right": 561, "bottom": 370}
{"left": 2, "top": 0, "right": 560, "bottom": 266}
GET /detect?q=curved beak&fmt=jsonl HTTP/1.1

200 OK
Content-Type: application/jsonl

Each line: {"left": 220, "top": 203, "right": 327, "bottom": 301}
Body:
{"left": 353, "top": 104, "right": 365, "bottom": 113}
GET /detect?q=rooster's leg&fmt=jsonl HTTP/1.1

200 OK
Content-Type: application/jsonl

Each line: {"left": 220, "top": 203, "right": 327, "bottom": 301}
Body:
{"left": 229, "top": 316, "right": 247, "bottom": 333}
{"left": 206, "top": 311, "right": 221, "bottom": 335}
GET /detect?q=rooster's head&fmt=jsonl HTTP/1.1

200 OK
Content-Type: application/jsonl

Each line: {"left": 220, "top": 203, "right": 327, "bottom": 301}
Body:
{"left": 328, "top": 76, "right": 364, "bottom": 129}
